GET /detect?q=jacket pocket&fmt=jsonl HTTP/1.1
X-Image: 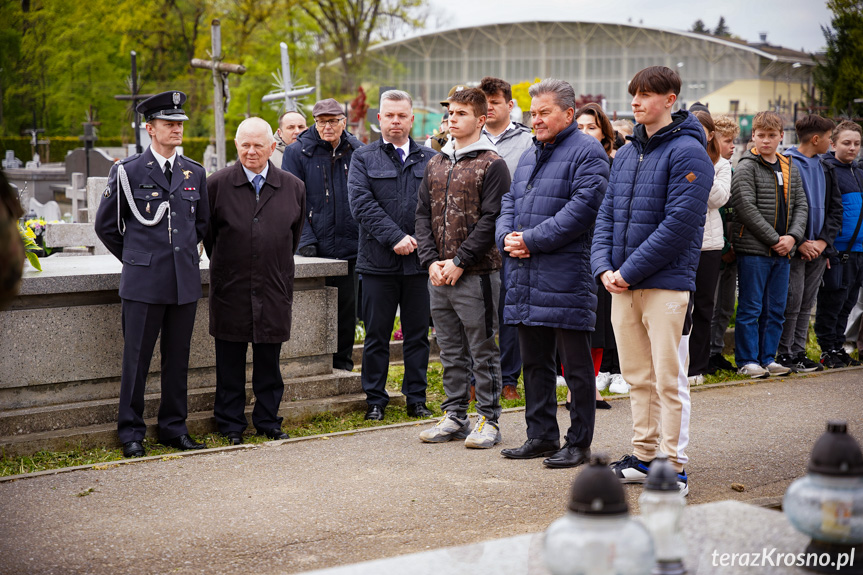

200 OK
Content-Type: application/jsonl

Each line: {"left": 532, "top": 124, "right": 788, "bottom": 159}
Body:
{"left": 180, "top": 190, "right": 200, "bottom": 220}
{"left": 122, "top": 248, "right": 151, "bottom": 267}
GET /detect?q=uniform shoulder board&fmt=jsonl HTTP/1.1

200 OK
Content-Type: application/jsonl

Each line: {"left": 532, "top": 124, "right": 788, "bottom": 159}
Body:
{"left": 180, "top": 155, "right": 203, "bottom": 168}
{"left": 119, "top": 153, "right": 141, "bottom": 164}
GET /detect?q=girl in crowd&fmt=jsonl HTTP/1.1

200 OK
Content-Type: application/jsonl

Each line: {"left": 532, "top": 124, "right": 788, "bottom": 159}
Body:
{"left": 688, "top": 110, "right": 732, "bottom": 383}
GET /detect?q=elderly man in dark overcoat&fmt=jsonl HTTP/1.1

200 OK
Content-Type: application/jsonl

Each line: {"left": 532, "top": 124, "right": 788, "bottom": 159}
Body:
{"left": 204, "top": 117, "right": 306, "bottom": 444}
{"left": 95, "top": 91, "right": 209, "bottom": 458}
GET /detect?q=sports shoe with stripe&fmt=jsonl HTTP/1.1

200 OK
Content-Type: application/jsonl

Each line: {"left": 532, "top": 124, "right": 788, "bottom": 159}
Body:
{"left": 464, "top": 415, "right": 501, "bottom": 449}
{"left": 419, "top": 412, "right": 469, "bottom": 443}
{"left": 611, "top": 454, "right": 689, "bottom": 496}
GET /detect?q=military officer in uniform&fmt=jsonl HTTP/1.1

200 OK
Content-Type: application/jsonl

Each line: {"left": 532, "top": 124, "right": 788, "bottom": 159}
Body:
{"left": 95, "top": 91, "right": 209, "bottom": 458}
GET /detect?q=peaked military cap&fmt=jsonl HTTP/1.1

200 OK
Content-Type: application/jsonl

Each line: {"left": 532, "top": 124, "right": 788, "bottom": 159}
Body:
{"left": 137, "top": 91, "right": 189, "bottom": 122}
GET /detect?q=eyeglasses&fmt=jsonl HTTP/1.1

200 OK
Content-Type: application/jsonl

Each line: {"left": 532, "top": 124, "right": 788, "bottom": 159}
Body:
{"left": 315, "top": 118, "right": 345, "bottom": 127}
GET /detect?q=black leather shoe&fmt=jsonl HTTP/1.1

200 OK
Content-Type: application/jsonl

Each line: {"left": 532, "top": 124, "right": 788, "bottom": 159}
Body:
{"left": 122, "top": 440, "right": 145, "bottom": 458}
{"left": 543, "top": 444, "right": 591, "bottom": 468}
{"left": 364, "top": 405, "right": 385, "bottom": 420}
{"left": 500, "top": 438, "right": 560, "bottom": 459}
{"left": 258, "top": 428, "right": 290, "bottom": 440}
{"left": 406, "top": 403, "right": 433, "bottom": 418}
{"left": 160, "top": 434, "right": 205, "bottom": 451}
{"left": 225, "top": 431, "right": 243, "bottom": 445}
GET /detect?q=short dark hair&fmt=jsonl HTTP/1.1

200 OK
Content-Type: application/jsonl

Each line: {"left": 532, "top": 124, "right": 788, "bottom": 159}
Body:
{"left": 575, "top": 102, "right": 615, "bottom": 157}
{"left": 448, "top": 87, "right": 488, "bottom": 118}
{"left": 479, "top": 77, "right": 512, "bottom": 102}
{"left": 628, "top": 66, "right": 682, "bottom": 97}
{"left": 795, "top": 114, "right": 835, "bottom": 143}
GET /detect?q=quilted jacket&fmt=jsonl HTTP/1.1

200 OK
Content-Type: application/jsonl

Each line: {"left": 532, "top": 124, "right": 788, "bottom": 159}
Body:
{"left": 591, "top": 110, "right": 714, "bottom": 291}
{"left": 496, "top": 122, "right": 609, "bottom": 331}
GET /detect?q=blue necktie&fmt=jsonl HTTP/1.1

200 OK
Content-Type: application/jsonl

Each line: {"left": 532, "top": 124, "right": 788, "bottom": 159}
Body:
{"left": 253, "top": 174, "right": 264, "bottom": 202}
{"left": 396, "top": 148, "right": 405, "bottom": 165}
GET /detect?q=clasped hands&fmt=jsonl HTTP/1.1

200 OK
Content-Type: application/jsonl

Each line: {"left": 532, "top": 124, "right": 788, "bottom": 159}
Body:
{"left": 393, "top": 235, "right": 417, "bottom": 255}
{"left": 429, "top": 259, "right": 464, "bottom": 286}
{"left": 503, "top": 231, "right": 530, "bottom": 259}
{"left": 600, "top": 270, "right": 630, "bottom": 294}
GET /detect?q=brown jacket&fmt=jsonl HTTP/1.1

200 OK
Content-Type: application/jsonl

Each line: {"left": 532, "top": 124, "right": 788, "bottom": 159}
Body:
{"left": 415, "top": 136, "right": 509, "bottom": 275}
{"left": 204, "top": 161, "right": 306, "bottom": 343}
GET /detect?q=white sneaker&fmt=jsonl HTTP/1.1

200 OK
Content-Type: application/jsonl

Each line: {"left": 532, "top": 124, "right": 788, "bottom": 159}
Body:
{"left": 608, "top": 374, "right": 631, "bottom": 394}
{"left": 687, "top": 374, "right": 704, "bottom": 385}
{"left": 738, "top": 363, "right": 769, "bottom": 379}
{"left": 419, "top": 412, "right": 470, "bottom": 443}
{"left": 763, "top": 362, "right": 791, "bottom": 376}
{"left": 595, "top": 372, "right": 611, "bottom": 391}
{"left": 464, "top": 416, "right": 501, "bottom": 449}
{"left": 556, "top": 375, "right": 567, "bottom": 387}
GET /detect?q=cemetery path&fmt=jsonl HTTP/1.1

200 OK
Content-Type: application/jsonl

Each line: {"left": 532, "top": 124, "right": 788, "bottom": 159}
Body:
{"left": 1, "top": 369, "right": 861, "bottom": 575}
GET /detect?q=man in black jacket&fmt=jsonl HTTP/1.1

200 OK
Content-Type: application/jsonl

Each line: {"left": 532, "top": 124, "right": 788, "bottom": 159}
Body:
{"left": 282, "top": 99, "right": 363, "bottom": 371}
{"left": 348, "top": 90, "right": 434, "bottom": 421}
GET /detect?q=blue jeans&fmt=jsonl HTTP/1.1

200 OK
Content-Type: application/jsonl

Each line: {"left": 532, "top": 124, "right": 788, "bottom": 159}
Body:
{"left": 735, "top": 255, "right": 791, "bottom": 367}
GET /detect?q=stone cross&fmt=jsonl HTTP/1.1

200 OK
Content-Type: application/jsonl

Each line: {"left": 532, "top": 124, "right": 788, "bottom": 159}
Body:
{"left": 43, "top": 176, "right": 109, "bottom": 255}
{"left": 191, "top": 19, "right": 246, "bottom": 171}
{"left": 62, "top": 173, "right": 87, "bottom": 223}
{"left": 262, "top": 42, "right": 315, "bottom": 112}
{"left": 113, "top": 51, "right": 153, "bottom": 155}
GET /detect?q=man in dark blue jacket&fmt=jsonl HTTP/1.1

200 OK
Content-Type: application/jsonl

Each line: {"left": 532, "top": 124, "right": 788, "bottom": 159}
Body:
{"left": 283, "top": 98, "right": 363, "bottom": 371}
{"left": 95, "top": 91, "right": 209, "bottom": 458}
{"left": 592, "top": 66, "right": 713, "bottom": 496}
{"left": 497, "top": 79, "right": 609, "bottom": 468}
{"left": 348, "top": 90, "right": 434, "bottom": 421}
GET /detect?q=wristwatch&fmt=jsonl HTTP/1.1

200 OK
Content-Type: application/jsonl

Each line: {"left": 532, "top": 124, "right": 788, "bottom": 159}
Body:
{"left": 452, "top": 255, "right": 466, "bottom": 269}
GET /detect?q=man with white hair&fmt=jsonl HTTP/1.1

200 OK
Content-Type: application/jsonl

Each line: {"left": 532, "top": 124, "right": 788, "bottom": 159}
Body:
{"left": 203, "top": 117, "right": 306, "bottom": 444}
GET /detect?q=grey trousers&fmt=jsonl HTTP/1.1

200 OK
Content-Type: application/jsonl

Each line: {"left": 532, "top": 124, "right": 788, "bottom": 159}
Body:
{"left": 779, "top": 256, "right": 827, "bottom": 356}
{"left": 710, "top": 262, "right": 737, "bottom": 356}
{"left": 429, "top": 273, "right": 502, "bottom": 423}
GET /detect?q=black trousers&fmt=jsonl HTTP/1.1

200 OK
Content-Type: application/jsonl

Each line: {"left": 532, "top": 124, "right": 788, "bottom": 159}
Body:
{"left": 119, "top": 299, "right": 197, "bottom": 443}
{"left": 327, "top": 259, "right": 358, "bottom": 371}
{"left": 213, "top": 338, "right": 284, "bottom": 434}
{"left": 360, "top": 274, "right": 430, "bottom": 407}
{"left": 689, "top": 250, "right": 722, "bottom": 376}
{"left": 518, "top": 325, "right": 595, "bottom": 447}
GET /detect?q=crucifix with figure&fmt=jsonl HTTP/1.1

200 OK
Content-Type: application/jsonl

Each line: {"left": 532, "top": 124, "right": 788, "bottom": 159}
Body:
{"left": 191, "top": 19, "right": 246, "bottom": 171}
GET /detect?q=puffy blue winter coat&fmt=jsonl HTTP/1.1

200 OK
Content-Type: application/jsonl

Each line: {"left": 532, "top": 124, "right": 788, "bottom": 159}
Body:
{"left": 348, "top": 138, "right": 434, "bottom": 275}
{"left": 282, "top": 125, "right": 363, "bottom": 260}
{"left": 823, "top": 153, "right": 863, "bottom": 253}
{"left": 496, "top": 122, "right": 609, "bottom": 331}
{"left": 591, "top": 111, "right": 713, "bottom": 291}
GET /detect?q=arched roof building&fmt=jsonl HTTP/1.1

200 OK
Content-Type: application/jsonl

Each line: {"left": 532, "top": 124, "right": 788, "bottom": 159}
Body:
{"left": 365, "top": 21, "right": 816, "bottom": 120}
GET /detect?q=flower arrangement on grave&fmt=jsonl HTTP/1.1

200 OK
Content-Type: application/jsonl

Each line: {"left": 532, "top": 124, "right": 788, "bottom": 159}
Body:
{"left": 18, "top": 223, "right": 42, "bottom": 271}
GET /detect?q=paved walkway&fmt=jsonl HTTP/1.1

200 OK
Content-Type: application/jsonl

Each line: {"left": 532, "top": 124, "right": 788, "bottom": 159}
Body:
{"left": 1, "top": 370, "right": 861, "bottom": 575}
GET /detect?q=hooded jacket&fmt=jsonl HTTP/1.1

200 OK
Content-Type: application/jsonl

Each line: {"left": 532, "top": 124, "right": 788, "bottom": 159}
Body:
{"left": 591, "top": 110, "right": 714, "bottom": 291}
{"left": 483, "top": 122, "right": 534, "bottom": 176}
{"left": 281, "top": 125, "right": 363, "bottom": 260}
{"left": 823, "top": 152, "right": 863, "bottom": 253}
{"left": 496, "top": 121, "right": 608, "bottom": 331}
{"left": 730, "top": 148, "right": 808, "bottom": 257}
{"left": 415, "top": 135, "right": 510, "bottom": 275}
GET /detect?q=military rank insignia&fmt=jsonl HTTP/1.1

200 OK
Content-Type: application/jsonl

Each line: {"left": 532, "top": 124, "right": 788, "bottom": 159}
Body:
{"left": 103, "top": 186, "right": 112, "bottom": 198}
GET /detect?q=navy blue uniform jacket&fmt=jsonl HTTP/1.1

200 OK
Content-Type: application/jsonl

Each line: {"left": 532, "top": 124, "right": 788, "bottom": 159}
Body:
{"left": 95, "top": 147, "right": 209, "bottom": 305}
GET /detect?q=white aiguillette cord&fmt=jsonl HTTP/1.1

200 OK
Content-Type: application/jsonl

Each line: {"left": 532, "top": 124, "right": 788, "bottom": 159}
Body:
{"left": 116, "top": 162, "right": 173, "bottom": 244}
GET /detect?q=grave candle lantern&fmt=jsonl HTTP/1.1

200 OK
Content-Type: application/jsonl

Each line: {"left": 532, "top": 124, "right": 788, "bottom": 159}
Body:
{"left": 783, "top": 421, "right": 863, "bottom": 574}
{"left": 544, "top": 454, "right": 654, "bottom": 575}
{"left": 639, "top": 454, "right": 687, "bottom": 575}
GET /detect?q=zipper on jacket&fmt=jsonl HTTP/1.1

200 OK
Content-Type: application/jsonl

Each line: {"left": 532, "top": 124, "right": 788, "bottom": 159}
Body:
{"left": 622, "top": 152, "right": 644, "bottom": 251}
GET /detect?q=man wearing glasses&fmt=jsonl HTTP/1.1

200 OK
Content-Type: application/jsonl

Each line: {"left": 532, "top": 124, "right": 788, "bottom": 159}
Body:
{"left": 282, "top": 98, "right": 364, "bottom": 371}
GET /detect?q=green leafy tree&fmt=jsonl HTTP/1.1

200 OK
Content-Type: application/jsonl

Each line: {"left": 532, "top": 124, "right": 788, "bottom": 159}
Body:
{"left": 814, "top": 0, "right": 863, "bottom": 117}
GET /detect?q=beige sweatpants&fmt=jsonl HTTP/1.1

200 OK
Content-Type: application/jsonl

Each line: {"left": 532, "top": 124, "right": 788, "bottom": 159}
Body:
{"left": 611, "top": 289, "right": 693, "bottom": 472}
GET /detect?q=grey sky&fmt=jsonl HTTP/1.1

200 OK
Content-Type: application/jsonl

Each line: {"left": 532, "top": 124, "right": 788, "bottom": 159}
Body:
{"left": 425, "top": 0, "right": 832, "bottom": 53}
